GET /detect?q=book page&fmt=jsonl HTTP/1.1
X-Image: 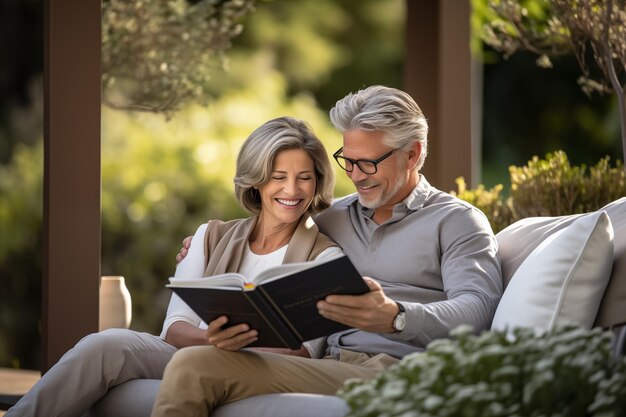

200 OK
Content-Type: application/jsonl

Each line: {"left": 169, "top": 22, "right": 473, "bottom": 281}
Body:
{"left": 251, "top": 253, "right": 345, "bottom": 286}
{"left": 167, "top": 273, "right": 247, "bottom": 289}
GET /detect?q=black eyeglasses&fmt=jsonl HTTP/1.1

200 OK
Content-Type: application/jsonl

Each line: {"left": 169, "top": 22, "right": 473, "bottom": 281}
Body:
{"left": 333, "top": 147, "right": 397, "bottom": 175}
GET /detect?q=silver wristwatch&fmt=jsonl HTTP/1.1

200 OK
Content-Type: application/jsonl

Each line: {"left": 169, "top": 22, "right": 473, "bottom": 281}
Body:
{"left": 392, "top": 301, "right": 406, "bottom": 332}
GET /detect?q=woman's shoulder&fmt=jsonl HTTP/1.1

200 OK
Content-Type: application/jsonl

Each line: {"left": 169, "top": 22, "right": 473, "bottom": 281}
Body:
{"left": 203, "top": 217, "right": 257, "bottom": 254}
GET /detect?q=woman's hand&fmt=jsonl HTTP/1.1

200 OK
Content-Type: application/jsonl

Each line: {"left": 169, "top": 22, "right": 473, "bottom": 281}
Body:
{"left": 206, "top": 316, "right": 259, "bottom": 351}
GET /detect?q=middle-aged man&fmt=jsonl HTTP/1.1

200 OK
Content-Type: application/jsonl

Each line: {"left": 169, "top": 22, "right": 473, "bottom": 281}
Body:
{"left": 151, "top": 85, "right": 503, "bottom": 417}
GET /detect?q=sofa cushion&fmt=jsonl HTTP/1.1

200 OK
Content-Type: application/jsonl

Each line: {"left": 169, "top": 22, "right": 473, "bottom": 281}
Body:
{"left": 85, "top": 379, "right": 348, "bottom": 417}
{"left": 84, "top": 379, "right": 159, "bottom": 417}
{"left": 491, "top": 211, "right": 614, "bottom": 332}
{"left": 212, "top": 393, "right": 349, "bottom": 417}
{"left": 496, "top": 197, "right": 626, "bottom": 328}
{"left": 594, "top": 198, "right": 626, "bottom": 327}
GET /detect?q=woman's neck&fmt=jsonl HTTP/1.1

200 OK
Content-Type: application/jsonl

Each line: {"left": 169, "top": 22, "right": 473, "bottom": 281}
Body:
{"left": 249, "top": 217, "right": 299, "bottom": 255}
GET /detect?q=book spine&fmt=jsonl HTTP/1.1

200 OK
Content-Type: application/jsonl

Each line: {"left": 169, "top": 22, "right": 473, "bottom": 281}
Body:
{"left": 245, "top": 291, "right": 302, "bottom": 350}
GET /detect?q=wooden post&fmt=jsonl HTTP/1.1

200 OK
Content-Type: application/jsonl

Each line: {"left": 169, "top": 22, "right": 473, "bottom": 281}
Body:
{"left": 43, "top": 0, "right": 101, "bottom": 371}
{"left": 404, "top": 0, "right": 478, "bottom": 190}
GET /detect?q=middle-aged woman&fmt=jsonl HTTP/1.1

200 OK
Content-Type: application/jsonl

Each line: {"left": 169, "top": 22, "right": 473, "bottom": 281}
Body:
{"left": 7, "top": 116, "right": 341, "bottom": 417}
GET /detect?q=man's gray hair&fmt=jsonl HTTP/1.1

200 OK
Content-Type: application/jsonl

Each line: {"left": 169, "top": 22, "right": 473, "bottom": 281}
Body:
{"left": 329, "top": 85, "right": 429, "bottom": 171}
{"left": 234, "top": 116, "right": 334, "bottom": 215}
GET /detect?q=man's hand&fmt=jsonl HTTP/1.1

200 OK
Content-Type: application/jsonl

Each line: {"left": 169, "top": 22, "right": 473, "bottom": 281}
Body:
{"left": 175, "top": 236, "right": 193, "bottom": 263}
{"left": 316, "top": 277, "right": 399, "bottom": 333}
{"left": 206, "top": 316, "right": 258, "bottom": 351}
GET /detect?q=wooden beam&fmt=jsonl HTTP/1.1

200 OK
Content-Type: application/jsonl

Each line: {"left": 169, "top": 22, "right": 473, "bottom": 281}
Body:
{"left": 404, "top": 0, "right": 477, "bottom": 191}
{"left": 43, "top": 0, "right": 101, "bottom": 372}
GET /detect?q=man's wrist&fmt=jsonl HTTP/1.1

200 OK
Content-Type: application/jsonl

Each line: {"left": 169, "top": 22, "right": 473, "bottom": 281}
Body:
{"left": 392, "top": 301, "right": 406, "bottom": 332}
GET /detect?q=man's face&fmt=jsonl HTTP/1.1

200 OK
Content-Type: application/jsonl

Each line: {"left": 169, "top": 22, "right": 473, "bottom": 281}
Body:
{"left": 341, "top": 129, "right": 412, "bottom": 209}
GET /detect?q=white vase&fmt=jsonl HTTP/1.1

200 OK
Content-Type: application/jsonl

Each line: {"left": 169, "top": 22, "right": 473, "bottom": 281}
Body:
{"left": 99, "top": 276, "right": 132, "bottom": 331}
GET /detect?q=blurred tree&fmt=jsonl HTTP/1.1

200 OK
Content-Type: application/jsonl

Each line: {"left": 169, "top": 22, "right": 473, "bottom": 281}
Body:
{"left": 475, "top": 0, "right": 626, "bottom": 164}
{"left": 203, "top": 0, "right": 404, "bottom": 111}
{"left": 101, "top": 0, "right": 404, "bottom": 114}
{"left": 102, "top": 0, "right": 255, "bottom": 114}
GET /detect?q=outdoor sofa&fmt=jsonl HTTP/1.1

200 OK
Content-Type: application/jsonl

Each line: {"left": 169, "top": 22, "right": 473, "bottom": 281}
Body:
{"left": 85, "top": 197, "right": 626, "bottom": 417}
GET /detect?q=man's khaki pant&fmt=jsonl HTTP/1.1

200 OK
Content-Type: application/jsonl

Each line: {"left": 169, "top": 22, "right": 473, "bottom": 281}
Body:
{"left": 151, "top": 347, "right": 398, "bottom": 417}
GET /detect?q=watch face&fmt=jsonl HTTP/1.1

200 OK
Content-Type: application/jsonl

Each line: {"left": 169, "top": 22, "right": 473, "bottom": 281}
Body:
{"left": 394, "top": 313, "right": 406, "bottom": 331}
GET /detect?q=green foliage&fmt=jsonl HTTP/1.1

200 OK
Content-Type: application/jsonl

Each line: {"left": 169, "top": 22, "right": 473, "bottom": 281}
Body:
{"left": 101, "top": 0, "right": 404, "bottom": 115}
{"left": 474, "top": 0, "right": 562, "bottom": 62}
{"left": 474, "top": 0, "right": 626, "bottom": 94}
{"left": 204, "top": 0, "right": 404, "bottom": 111}
{"left": 0, "top": 142, "right": 43, "bottom": 369}
{"left": 339, "top": 326, "right": 626, "bottom": 417}
{"left": 472, "top": 0, "right": 626, "bottom": 165}
{"left": 453, "top": 151, "right": 626, "bottom": 232}
{"left": 102, "top": 0, "right": 255, "bottom": 114}
{"left": 508, "top": 151, "right": 626, "bottom": 218}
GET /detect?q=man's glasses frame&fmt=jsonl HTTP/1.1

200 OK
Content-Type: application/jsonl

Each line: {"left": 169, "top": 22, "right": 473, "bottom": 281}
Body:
{"left": 333, "top": 147, "right": 397, "bottom": 175}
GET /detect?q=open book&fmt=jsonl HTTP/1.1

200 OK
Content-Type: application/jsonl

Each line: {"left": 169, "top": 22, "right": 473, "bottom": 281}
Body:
{"left": 167, "top": 255, "right": 369, "bottom": 349}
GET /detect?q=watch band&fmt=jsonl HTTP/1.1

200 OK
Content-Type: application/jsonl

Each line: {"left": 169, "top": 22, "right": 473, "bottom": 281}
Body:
{"left": 396, "top": 301, "right": 405, "bottom": 314}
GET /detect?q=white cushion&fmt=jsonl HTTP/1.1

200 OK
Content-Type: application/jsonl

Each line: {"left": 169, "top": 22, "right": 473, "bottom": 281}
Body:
{"left": 491, "top": 211, "right": 614, "bottom": 332}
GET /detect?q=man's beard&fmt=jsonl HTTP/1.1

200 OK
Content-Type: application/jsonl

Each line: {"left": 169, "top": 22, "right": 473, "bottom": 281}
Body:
{"left": 356, "top": 160, "right": 408, "bottom": 209}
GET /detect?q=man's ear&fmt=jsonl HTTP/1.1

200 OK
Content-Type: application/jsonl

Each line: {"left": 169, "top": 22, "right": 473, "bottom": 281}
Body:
{"left": 407, "top": 141, "right": 421, "bottom": 170}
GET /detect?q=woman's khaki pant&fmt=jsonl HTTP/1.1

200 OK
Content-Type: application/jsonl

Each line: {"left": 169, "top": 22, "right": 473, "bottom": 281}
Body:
{"left": 6, "top": 329, "right": 177, "bottom": 417}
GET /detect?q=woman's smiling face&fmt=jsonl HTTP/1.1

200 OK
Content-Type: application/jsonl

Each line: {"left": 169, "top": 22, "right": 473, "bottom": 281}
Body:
{"left": 258, "top": 148, "right": 317, "bottom": 228}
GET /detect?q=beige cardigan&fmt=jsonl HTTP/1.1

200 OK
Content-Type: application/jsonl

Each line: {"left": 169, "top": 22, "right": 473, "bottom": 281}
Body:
{"left": 203, "top": 214, "right": 337, "bottom": 277}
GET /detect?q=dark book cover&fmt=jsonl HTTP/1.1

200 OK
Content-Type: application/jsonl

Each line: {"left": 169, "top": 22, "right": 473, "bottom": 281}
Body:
{"left": 258, "top": 255, "right": 370, "bottom": 341}
{"left": 170, "top": 255, "right": 369, "bottom": 349}
{"left": 170, "top": 287, "right": 296, "bottom": 348}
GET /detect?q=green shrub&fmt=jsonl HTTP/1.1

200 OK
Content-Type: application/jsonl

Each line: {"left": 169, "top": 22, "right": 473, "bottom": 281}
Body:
{"left": 453, "top": 151, "right": 626, "bottom": 233}
{"left": 508, "top": 151, "right": 626, "bottom": 219}
{"left": 339, "top": 326, "right": 626, "bottom": 417}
